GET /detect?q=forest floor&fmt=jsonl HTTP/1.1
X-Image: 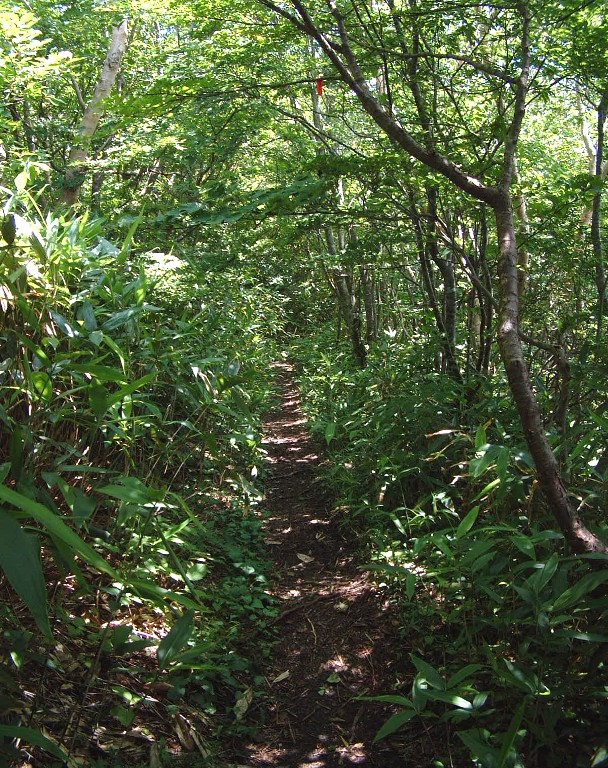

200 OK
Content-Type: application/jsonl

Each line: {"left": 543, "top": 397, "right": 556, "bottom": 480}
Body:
{"left": 228, "top": 362, "right": 411, "bottom": 768}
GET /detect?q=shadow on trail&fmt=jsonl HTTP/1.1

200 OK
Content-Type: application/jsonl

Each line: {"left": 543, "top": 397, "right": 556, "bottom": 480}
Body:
{"left": 236, "top": 362, "right": 407, "bottom": 768}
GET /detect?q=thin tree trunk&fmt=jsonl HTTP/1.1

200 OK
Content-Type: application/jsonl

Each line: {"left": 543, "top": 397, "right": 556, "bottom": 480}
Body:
{"left": 513, "top": 157, "right": 530, "bottom": 296}
{"left": 360, "top": 264, "right": 377, "bottom": 343}
{"left": 591, "top": 93, "right": 607, "bottom": 344}
{"left": 494, "top": 195, "right": 603, "bottom": 552}
{"left": 60, "top": 20, "right": 128, "bottom": 207}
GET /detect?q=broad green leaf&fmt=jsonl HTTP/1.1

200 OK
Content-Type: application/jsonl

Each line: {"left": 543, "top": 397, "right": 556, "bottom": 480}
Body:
{"left": 16, "top": 299, "right": 39, "bottom": 328}
{"left": 117, "top": 210, "right": 143, "bottom": 265}
{"left": 29, "top": 231, "right": 47, "bottom": 260}
{"left": 511, "top": 534, "right": 535, "bottom": 559}
{"left": 14, "top": 170, "right": 28, "bottom": 192}
{"left": 552, "top": 629, "right": 608, "bottom": 642}
{"left": 406, "top": 572, "right": 416, "bottom": 599}
{"left": 32, "top": 371, "right": 52, "bottom": 402}
{"left": 458, "top": 728, "right": 499, "bottom": 767}
{"left": 456, "top": 505, "right": 480, "bottom": 538}
{"left": 106, "top": 373, "right": 155, "bottom": 406}
{"left": 128, "top": 578, "right": 205, "bottom": 611}
{"left": 0, "top": 509, "right": 51, "bottom": 637}
{"left": 101, "top": 306, "right": 144, "bottom": 331}
{"left": 157, "top": 609, "right": 195, "bottom": 669}
{"left": 592, "top": 747, "right": 608, "bottom": 767}
{"left": 471, "top": 477, "right": 500, "bottom": 502}
{"left": 1, "top": 213, "right": 16, "bottom": 244}
{"left": 411, "top": 655, "right": 445, "bottom": 690}
{"left": 70, "top": 364, "right": 127, "bottom": 382}
{"left": 470, "top": 444, "right": 499, "bottom": 478}
{"left": 50, "top": 310, "right": 78, "bottom": 338}
{"left": 0, "top": 725, "right": 67, "bottom": 760}
{"left": 97, "top": 476, "right": 157, "bottom": 505}
{"left": 56, "top": 478, "right": 96, "bottom": 525}
{"left": 9, "top": 426, "right": 25, "bottom": 481}
{"left": 497, "top": 699, "right": 527, "bottom": 768}
{"left": 474, "top": 424, "right": 487, "bottom": 450}
{"left": 79, "top": 300, "right": 98, "bottom": 331}
{"left": 526, "top": 552, "right": 559, "bottom": 594}
{"left": 447, "top": 664, "right": 484, "bottom": 689}
{"left": 325, "top": 422, "right": 336, "bottom": 444}
{"left": 0, "top": 484, "right": 115, "bottom": 577}
{"left": 373, "top": 708, "right": 417, "bottom": 742}
{"left": 427, "top": 690, "right": 473, "bottom": 710}
{"left": 89, "top": 383, "right": 109, "bottom": 416}
{"left": 362, "top": 694, "right": 415, "bottom": 706}
{"left": 551, "top": 571, "right": 608, "bottom": 612}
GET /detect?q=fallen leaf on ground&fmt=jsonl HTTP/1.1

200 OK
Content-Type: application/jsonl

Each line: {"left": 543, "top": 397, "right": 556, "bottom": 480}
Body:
{"left": 271, "top": 670, "right": 290, "bottom": 683}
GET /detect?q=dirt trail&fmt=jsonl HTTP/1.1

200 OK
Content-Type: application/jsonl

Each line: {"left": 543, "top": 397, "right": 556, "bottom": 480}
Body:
{"left": 235, "top": 362, "right": 406, "bottom": 768}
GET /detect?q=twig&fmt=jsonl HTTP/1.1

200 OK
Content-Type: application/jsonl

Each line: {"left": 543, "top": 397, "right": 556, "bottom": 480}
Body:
{"left": 268, "top": 593, "right": 334, "bottom": 625}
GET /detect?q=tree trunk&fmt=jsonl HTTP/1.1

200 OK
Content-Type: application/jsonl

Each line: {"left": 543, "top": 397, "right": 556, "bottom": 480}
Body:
{"left": 494, "top": 193, "right": 605, "bottom": 553}
{"left": 591, "top": 93, "right": 607, "bottom": 345}
{"left": 60, "top": 20, "right": 128, "bottom": 208}
{"left": 513, "top": 158, "right": 530, "bottom": 296}
{"left": 360, "top": 264, "right": 377, "bottom": 343}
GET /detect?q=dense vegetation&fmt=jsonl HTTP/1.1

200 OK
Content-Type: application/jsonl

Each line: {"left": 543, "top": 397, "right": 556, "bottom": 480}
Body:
{"left": 1, "top": 0, "right": 608, "bottom": 765}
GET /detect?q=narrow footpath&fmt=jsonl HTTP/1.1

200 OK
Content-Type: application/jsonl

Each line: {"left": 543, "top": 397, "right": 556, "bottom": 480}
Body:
{"left": 235, "top": 362, "right": 407, "bottom": 768}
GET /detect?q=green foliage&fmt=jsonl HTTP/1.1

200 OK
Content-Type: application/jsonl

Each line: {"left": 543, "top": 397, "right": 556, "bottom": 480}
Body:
{"left": 0, "top": 163, "right": 279, "bottom": 763}
{"left": 295, "top": 330, "right": 608, "bottom": 767}
{"left": 2, "top": 0, "right": 608, "bottom": 762}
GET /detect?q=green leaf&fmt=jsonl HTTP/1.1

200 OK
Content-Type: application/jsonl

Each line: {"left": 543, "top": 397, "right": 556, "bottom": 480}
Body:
{"left": 79, "top": 300, "right": 98, "bottom": 331}
{"left": 551, "top": 571, "right": 608, "bottom": 612}
{"left": 97, "top": 476, "right": 157, "bottom": 505}
{"left": 0, "top": 484, "right": 115, "bottom": 578}
{"left": 128, "top": 578, "right": 205, "bottom": 611}
{"left": 471, "top": 477, "right": 500, "bottom": 502}
{"left": 32, "top": 371, "right": 52, "bottom": 402}
{"left": 591, "top": 746, "right": 608, "bottom": 767}
{"left": 89, "top": 383, "right": 109, "bottom": 416}
{"left": 458, "top": 728, "right": 499, "bottom": 767}
{"left": 470, "top": 444, "right": 501, "bottom": 478}
{"left": 362, "top": 694, "right": 415, "bottom": 706}
{"left": 456, "top": 505, "right": 480, "bottom": 538}
{"left": 117, "top": 210, "right": 143, "bottom": 265}
{"left": 50, "top": 310, "right": 78, "bottom": 338}
{"left": 474, "top": 424, "right": 487, "bottom": 450}
{"left": 411, "top": 655, "right": 445, "bottom": 690}
{"left": 427, "top": 690, "right": 473, "bottom": 710}
{"left": 1, "top": 214, "right": 16, "bottom": 244}
{"left": 0, "top": 509, "right": 51, "bottom": 637}
{"left": 14, "top": 170, "right": 28, "bottom": 192}
{"left": 106, "top": 373, "right": 155, "bottom": 406}
{"left": 526, "top": 552, "right": 559, "bottom": 594}
{"left": 406, "top": 572, "right": 416, "bottom": 599}
{"left": 0, "top": 725, "right": 67, "bottom": 760}
{"left": 373, "top": 708, "right": 417, "bottom": 742}
{"left": 511, "top": 534, "right": 535, "bottom": 559}
{"left": 56, "top": 478, "right": 96, "bottom": 525}
{"left": 70, "top": 363, "right": 127, "bottom": 382}
{"left": 325, "top": 422, "right": 336, "bottom": 445}
{"left": 552, "top": 629, "right": 608, "bottom": 642}
{"left": 447, "top": 664, "right": 484, "bottom": 689}
{"left": 157, "top": 609, "right": 195, "bottom": 669}
{"left": 497, "top": 698, "right": 527, "bottom": 768}
{"left": 101, "top": 306, "right": 144, "bottom": 331}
